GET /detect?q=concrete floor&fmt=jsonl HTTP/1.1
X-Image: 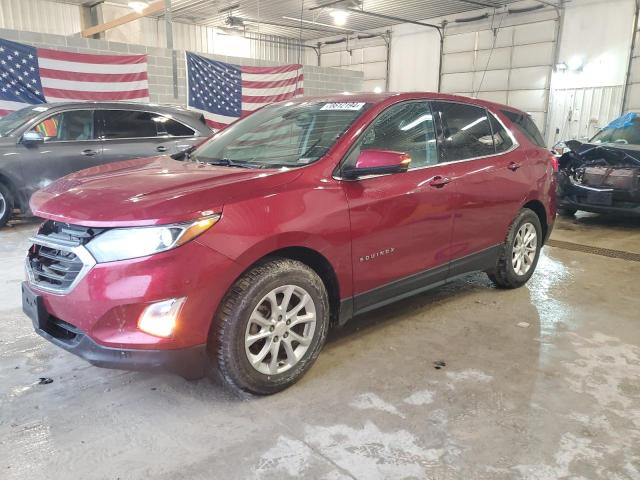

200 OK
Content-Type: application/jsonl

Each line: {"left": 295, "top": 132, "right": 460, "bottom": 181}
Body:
{"left": 1, "top": 213, "right": 639, "bottom": 480}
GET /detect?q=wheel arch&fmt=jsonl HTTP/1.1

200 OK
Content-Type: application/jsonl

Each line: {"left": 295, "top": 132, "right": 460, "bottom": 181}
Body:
{"left": 0, "top": 171, "right": 22, "bottom": 210}
{"left": 522, "top": 199, "right": 548, "bottom": 243}
{"left": 224, "top": 245, "right": 343, "bottom": 327}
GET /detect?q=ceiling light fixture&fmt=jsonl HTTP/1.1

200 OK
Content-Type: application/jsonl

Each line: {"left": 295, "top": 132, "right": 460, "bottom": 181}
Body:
{"left": 128, "top": 1, "right": 149, "bottom": 13}
{"left": 330, "top": 9, "right": 350, "bottom": 26}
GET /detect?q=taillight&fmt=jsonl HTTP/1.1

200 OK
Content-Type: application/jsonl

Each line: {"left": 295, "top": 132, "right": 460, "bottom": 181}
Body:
{"left": 550, "top": 155, "right": 559, "bottom": 172}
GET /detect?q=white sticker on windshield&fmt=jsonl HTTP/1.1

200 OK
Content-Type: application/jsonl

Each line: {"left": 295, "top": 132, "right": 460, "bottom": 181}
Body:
{"left": 320, "top": 102, "right": 365, "bottom": 111}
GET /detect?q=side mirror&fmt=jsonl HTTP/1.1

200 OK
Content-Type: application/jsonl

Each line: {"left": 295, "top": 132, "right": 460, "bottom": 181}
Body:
{"left": 342, "top": 149, "right": 411, "bottom": 179}
{"left": 21, "top": 131, "right": 44, "bottom": 146}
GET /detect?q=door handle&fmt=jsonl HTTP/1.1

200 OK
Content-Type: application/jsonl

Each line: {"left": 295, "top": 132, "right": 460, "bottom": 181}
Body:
{"left": 429, "top": 176, "right": 452, "bottom": 188}
{"left": 156, "top": 145, "right": 168, "bottom": 152}
{"left": 82, "top": 149, "right": 97, "bottom": 156}
{"left": 508, "top": 162, "right": 521, "bottom": 172}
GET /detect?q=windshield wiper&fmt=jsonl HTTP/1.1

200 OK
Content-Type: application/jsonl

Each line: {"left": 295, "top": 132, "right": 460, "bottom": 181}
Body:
{"left": 202, "top": 158, "right": 259, "bottom": 169}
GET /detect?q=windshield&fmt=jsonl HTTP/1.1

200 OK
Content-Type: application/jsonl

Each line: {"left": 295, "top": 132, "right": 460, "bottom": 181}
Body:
{"left": 591, "top": 112, "right": 640, "bottom": 146}
{"left": 192, "top": 101, "right": 370, "bottom": 168}
{"left": 0, "top": 105, "right": 51, "bottom": 137}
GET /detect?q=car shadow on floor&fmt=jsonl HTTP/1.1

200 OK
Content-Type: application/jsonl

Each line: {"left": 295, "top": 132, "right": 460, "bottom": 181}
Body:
{"left": 326, "top": 272, "right": 499, "bottom": 346}
{"left": 558, "top": 211, "right": 640, "bottom": 230}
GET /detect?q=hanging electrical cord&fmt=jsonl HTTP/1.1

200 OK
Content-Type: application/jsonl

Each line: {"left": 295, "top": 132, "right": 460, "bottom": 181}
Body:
{"left": 474, "top": 7, "right": 506, "bottom": 98}
{"left": 297, "top": 0, "right": 304, "bottom": 94}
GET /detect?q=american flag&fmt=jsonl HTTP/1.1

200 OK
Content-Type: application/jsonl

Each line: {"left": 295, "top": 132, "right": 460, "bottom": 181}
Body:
{"left": 186, "top": 51, "right": 303, "bottom": 130}
{"left": 0, "top": 37, "right": 149, "bottom": 116}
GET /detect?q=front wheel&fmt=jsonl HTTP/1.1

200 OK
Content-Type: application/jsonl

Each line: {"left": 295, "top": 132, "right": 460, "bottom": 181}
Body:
{"left": 488, "top": 208, "right": 543, "bottom": 289}
{"left": 209, "top": 258, "right": 330, "bottom": 395}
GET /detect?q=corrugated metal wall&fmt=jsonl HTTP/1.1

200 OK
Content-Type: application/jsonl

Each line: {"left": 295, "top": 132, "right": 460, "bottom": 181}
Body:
{"left": 0, "top": 0, "right": 82, "bottom": 35}
{"left": 320, "top": 36, "right": 389, "bottom": 92}
{"left": 624, "top": 22, "right": 640, "bottom": 113}
{"left": 100, "top": 3, "right": 302, "bottom": 63}
{"left": 548, "top": 85, "right": 624, "bottom": 145}
{"left": 0, "top": 0, "right": 304, "bottom": 64}
{"left": 441, "top": 13, "right": 558, "bottom": 135}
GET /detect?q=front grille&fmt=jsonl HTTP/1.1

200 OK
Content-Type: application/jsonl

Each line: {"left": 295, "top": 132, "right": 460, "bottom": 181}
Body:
{"left": 28, "top": 245, "right": 84, "bottom": 290}
{"left": 27, "top": 221, "right": 102, "bottom": 294}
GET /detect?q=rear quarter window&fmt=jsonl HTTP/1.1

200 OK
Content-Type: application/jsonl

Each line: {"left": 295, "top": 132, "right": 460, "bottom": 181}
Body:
{"left": 502, "top": 110, "right": 546, "bottom": 148}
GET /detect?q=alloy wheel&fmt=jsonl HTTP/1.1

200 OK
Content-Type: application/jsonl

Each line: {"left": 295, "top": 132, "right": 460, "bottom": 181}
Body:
{"left": 512, "top": 222, "right": 537, "bottom": 276}
{"left": 244, "top": 285, "right": 317, "bottom": 375}
{"left": 0, "top": 192, "right": 6, "bottom": 221}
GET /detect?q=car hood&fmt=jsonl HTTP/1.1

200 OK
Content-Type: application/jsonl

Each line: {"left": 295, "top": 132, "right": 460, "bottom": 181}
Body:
{"left": 30, "top": 156, "right": 303, "bottom": 227}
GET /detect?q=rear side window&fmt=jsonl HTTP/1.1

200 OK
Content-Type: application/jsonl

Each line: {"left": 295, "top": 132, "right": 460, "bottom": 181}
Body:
{"left": 98, "top": 110, "right": 158, "bottom": 139}
{"left": 432, "top": 102, "right": 495, "bottom": 162}
{"left": 502, "top": 110, "right": 546, "bottom": 147}
{"left": 156, "top": 116, "right": 195, "bottom": 137}
{"left": 489, "top": 114, "right": 514, "bottom": 154}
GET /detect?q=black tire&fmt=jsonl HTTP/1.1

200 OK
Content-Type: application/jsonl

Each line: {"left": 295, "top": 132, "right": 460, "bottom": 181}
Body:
{"left": 209, "top": 258, "right": 330, "bottom": 395}
{"left": 558, "top": 207, "right": 577, "bottom": 217}
{"left": 0, "top": 183, "right": 14, "bottom": 228}
{"left": 487, "top": 208, "right": 543, "bottom": 289}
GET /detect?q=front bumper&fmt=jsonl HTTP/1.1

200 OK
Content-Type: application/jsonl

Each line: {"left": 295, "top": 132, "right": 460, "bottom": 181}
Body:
{"left": 23, "top": 234, "right": 244, "bottom": 377}
{"left": 24, "top": 282, "right": 208, "bottom": 378}
{"left": 557, "top": 175, "right": 640, "bottom": 217}
{"left": 558, "top": 196, "right": 640, "bottom": 216}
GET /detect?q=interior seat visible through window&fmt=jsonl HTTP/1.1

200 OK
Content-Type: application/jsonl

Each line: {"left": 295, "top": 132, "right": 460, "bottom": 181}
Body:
{"left": 32, "top": 110, "right": 94, "bottom": 142}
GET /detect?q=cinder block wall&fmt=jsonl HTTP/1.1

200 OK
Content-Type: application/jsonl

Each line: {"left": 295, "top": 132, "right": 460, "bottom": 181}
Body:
{"left": 0, "top": 28, "right": 363, "bottom": 105}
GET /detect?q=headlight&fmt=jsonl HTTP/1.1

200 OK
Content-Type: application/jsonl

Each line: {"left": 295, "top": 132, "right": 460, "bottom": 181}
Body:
{"left": 86, "top": 214, "right": 220, "bottom": 263}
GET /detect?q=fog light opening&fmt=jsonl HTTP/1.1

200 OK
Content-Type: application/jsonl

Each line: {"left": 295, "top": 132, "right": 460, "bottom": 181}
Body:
{"left": 137, "top": 297, "right": 186, "bottom": 338}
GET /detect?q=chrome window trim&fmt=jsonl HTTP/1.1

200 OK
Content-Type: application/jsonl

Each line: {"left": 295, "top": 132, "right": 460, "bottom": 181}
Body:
{"left": 333, "top": 101, "right": 520, "bottom": 182}
{"left": 26, "top": 234, "right": 96, "bottom": 296}
{"left": 20, "top": 107, "right": 197, "bottom": 144}
{"left": 96, "top": 108, "right": 196, "bottom": 139}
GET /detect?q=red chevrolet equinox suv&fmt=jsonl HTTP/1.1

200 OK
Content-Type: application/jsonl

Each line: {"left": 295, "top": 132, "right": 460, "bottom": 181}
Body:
{"left": 23, "top": 93, "right": 556, "bottom": 394}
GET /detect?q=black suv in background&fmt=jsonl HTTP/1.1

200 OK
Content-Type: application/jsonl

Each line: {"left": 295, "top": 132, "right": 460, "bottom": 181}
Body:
{"left": 0, "top": 102, "right": 211, "bottom": 227}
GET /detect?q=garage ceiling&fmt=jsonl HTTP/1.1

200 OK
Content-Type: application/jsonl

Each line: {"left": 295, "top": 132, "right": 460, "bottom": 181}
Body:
{"left": 62, "top": 0, "right": 536, "bottom": 40}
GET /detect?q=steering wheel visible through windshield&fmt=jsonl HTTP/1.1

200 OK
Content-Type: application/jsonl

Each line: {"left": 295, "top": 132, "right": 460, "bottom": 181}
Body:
{"left": 192, "top": 101, "right": 371, "bottom": 169}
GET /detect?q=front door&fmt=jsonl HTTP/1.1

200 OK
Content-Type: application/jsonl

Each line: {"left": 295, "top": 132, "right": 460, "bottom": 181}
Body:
{"left": 17, "top": 108, "right": 102, "bottom": 198}
{"left": 339, "top": 101, "right": 456, "bottom": 312}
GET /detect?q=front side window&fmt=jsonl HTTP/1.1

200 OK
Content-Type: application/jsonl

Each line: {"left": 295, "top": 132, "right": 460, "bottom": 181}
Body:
{"left": 433, "top": 102, "right": 495, "bottom": 162}
{"left": 98, "top": 110, "right": 159, "bottom": 139}
{"left": 31, "top": 110, "right": 94, "bottom": 142}
{"left": 344, "top": 101, "right": 438, "bottom": 170}
{"left": 193, "top": 101, "right": 370, "bottom": 168}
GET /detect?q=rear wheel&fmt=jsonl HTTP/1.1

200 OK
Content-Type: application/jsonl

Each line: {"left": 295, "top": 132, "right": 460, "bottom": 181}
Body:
{"left": 488, "top": 208, "right": 542, "bottom": 289}
{"left": 0, "top": 183, "right": 14, "bottom": 228}
{"left": 209, "top": 258, "right": 329, "bottom": 395}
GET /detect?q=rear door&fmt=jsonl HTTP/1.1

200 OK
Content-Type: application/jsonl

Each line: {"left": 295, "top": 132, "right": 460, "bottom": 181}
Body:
{"left": 431, "top": 101, "right": 529, "bottom": 264}
{"left": 340, "top": 100, "right": 456, "bottom": 311}
{"left": 17, "top": 108, "right": 101, "bottom": 196}
{"left": 96, "top": 109, "right": 195, "bottom": 162}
